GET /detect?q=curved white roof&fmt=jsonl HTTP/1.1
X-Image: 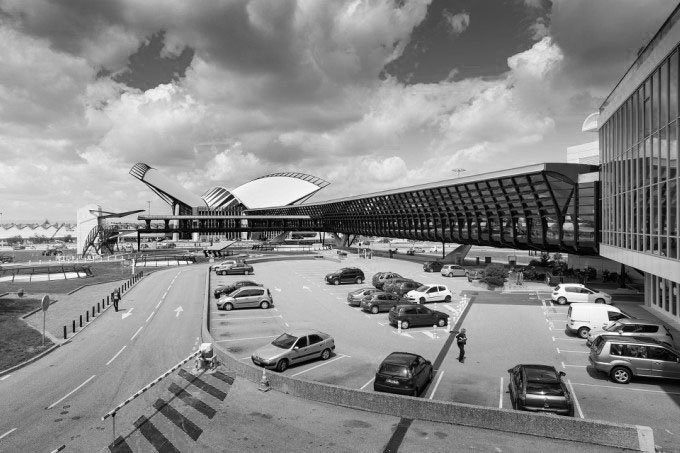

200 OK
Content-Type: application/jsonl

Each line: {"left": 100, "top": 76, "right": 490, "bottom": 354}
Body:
{"left": 232, "top": 174, "right": 328, "bottom": 209}
{"left": 582, "top": 112, "right": 599, "bottom": 132}
{"left": 130, "top": 163, "right": 204, "bottom": 208}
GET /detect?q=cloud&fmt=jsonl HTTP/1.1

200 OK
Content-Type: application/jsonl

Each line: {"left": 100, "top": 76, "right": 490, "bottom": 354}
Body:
{"left": 443, "top": 11, "right": 470, "bottom": 36}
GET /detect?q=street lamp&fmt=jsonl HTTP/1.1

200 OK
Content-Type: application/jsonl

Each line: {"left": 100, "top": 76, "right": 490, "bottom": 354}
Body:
{"left": 451, "top": 168, "right": 466, "bottom": 178}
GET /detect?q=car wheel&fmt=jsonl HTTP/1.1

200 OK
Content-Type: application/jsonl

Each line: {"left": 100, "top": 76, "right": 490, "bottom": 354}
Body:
{"left": 428, "top": 368, "right": 433, "bottom": 384}
{"left": 577, "top": 326, "right": 590, "bottom": 339}
{"left": 444, "top": 295, "right": 451, "bottom": 302}
{"left": 437, "top": 318, "right": 446, "bottom": 328}
{"left": 260, "top": 301, "right": 270, "bottom": 309}
{"left": 401, "top": 320, "right": 409, "bottom": 329}
{"left": 425, "top": 269, "right": 430, "bottom": 272}
{"left": 610, "top": 366, "right": 631, "bottom": 384}
{"left": 448, "top": 273, "right": 453, "bottom": 277}
{"left": 224, "top": 303, "right": 233, "bottom": 311}
{"left": 245, "top": 270, "right": 251, "bottom": 275}
{"left": 333, "top": 279, "right": 340, "bottom": 285}
{"left": 276, "top": 359, "right": 289, "bottom": 372}
{"left": 419, "top": 297, "right": 426, "bottom": 304}
{"left": 595, "top": 298, "right": 605, "bottom": 304}
{"left": 557, "top": 296, "right": 567, "bottom": 305}
{"left": 321, "top": 348, "right": 331, "bottom": 360}
{"left": 356, "top": 277, "right": 363, "bottom": 284}
{"left": 370, "top": 305, "right": 379, "bottom": 314}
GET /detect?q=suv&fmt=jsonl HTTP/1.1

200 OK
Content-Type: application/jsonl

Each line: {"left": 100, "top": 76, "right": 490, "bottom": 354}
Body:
{"left": 589, "top": 335, "right": 680, "bottom": 384}
{"left": 388, "top": 304, "right": 448, "bottom": 329}
{"left": 440, "top": 264, "right": 467, "bottom": 277}
{"left": 217, "top": 286, "right": 273, "bottom": 311}
{"left": 405, "top": 284, "right": 452, "bottom": 304}
{"left": 325, "top": 267, "right": 365, "bottom": 285}
{"left": 372, "top": 272, "right": 402, "bottom": 289}
{"left": 586, "top": 318, "right": 675, "bottom": 347}
{"left": 360, "top": 292, "right": 409, "bottom": 314}
{"left": 423, "top": 261, "right": 444, "bottom": 272}
{"left": 552, "top": 283, "right": 612, "bottom": 305}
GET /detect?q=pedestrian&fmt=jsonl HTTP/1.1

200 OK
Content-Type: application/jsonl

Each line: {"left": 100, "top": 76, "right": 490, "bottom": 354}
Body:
{"left": 112, "top": 289, "right": 121, "bottom": 312}
{"left": 455, "top": 328, "right": 467, "bottom": 362}
{"left": 518, "top": 269, "right": 524, "bottom": 285}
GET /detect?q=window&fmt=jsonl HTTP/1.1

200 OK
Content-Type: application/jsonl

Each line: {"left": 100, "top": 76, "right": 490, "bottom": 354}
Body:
{"left": 308, "top": 334, "right": 323, "bottom": 345}
{"left": 621, "top": 344, "right": 649, "bottom": 358}
{"left": 647, "top": 347, "right": 677, "bottom": 361}
{"left": 609, "top": 312, "right": 627, "bottom": 321}
{"left": 295, "top": 337, "right": 308, "bottom": 348}
{"left": 639, "top": 325, "right": 659, "bottom": 333}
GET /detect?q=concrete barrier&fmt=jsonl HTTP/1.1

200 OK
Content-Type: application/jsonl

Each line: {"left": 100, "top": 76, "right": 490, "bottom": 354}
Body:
{"left": 200, "top": 257, "right": 654, "bottom": 452}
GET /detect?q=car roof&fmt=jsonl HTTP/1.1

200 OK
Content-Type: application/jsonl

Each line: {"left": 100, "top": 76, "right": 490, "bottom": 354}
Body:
{"left": 382, "top": 352, "right": 421, "bottom": 365}
{"left": 598, "top": 334, "right": 679, "bottom": 349}
{"left": 286, "top": 329, "right": 328, "bottom": 337}
{"left": 615, "top": 318, "right": 663, "bottom": 326}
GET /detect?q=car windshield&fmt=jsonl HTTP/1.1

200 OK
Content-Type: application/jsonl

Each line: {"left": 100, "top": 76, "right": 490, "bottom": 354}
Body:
{"left": 380, "top": 363, "right": 411, "bottom": 377}
{"left": 415, "top": 285, "right": 429, "bottom": 292}
{"left": 272, "top": 333, "right": 298, "bottom": 349}
{"left": 526, "top": 382, "right": 565, "bottom": 396}
{"left": 605, "top": 321, "right": 626, "bottom": 332}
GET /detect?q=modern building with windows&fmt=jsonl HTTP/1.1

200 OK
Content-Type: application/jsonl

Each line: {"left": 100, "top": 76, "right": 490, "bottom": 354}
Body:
{"left": 598, "top": 5, "right": 680, "bottom": 322}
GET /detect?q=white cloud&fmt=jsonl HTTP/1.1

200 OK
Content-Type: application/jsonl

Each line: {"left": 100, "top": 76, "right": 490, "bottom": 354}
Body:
{"left": 443, "top": 11, "right": 470, "bottom": 36}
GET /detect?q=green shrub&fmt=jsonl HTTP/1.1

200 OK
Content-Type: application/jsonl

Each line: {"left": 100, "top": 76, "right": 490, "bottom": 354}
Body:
{"left": 482, "top": 263, "right": 508, "bottom": 287}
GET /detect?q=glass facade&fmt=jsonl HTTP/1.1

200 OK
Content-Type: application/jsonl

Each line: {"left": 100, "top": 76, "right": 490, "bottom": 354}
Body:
{"left": 600, "top": 47, "right": 680, "bottom": 259}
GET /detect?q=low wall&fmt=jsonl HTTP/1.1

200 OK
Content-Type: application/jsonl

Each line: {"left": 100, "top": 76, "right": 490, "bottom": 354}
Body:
{"left": 200, "top": 256, "right": 653, "bottom": 452}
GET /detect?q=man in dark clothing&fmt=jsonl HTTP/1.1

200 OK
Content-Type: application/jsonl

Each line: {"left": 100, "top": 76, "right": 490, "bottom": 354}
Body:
{"left": 455, "top": 328, "right": 467, "bottom": 362}
{"left": 112, "top": 289, "right": 121, "bottom": 312}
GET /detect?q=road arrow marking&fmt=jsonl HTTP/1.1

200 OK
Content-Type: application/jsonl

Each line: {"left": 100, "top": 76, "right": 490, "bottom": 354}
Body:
{"left": 302, "top": 286, "right": 311, "bottom": 291}
{"left": 122, "top": 308, "right": 134, "bottom": 319}
{"left": 174, "top": 306, "right": 184, "bottom": 318}
{"left": 275, "top": 288, "right": 282, "bottom": 292}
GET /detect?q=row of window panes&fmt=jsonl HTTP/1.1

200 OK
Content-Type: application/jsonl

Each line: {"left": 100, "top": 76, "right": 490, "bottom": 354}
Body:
{"left": 650, "top": 275, "right": 679, "bottom": 317}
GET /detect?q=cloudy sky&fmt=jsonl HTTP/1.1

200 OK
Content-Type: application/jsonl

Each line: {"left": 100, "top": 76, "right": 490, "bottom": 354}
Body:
{"left": 0, "top": 0, "right": 676, "bottom": 223}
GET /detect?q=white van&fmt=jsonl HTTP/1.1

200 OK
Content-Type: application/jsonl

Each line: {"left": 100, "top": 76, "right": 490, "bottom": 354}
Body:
{"left": 566, "top": 303, "right": 630, "bottom": 339}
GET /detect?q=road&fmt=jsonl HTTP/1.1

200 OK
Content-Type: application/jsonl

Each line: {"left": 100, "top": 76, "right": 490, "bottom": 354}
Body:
{"left": 0, "top": 266, "right": 205, "bottom": 452}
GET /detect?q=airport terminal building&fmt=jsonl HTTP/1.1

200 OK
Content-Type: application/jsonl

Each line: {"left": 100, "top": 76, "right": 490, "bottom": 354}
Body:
{"left": 598, "top": 6, "right": 680, "bottom": 322}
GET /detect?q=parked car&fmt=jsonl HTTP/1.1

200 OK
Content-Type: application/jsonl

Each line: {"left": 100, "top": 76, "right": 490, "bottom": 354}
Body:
{"left": 214, "top": 280, "right": 263, "bottom": 299}
{"left": 440, "top": 264, "right": 467, "bottom": 277}
{"left": 392, "top": 280, "right": 425, "bottom": 297}
{"left": 507, "top": 364, "right": 574, "bottom": 416}
{"left": 467, "top": 270, "right": 482, "bottom": 282}
{"left": 405, "top": 284, "right": 452, "bottom": 304}
{"left": 373, "top": 352, "right": 433, "bottom": 396}
{"left": 360, "top": 292, "right": 410, "bottom": 314}
{"left": 423, "top": 261, "right": 444, "bottom": 272}
{"left": 388, "top": 304, "right": 448, "bottom": 329}
{"left": 251, "top": 330, "right": 335, "bottom": 372}
{"left": 552, "top": 283, "right": 612, "bottom": 305}
{"left": 216, "top": 262, "right": 254, "bottom": 275}
{"left": 383, "top": 277, "right": 418, "bottom": 294}
{"left": 325, "top": 267, "right": 365, "bottom": 285}
{"left": 566, "top": 303, "right": 629, "bottom": 339}
{"left": 372, "top": 272, "right": 402, "bottom": 289}
{"left": 0, "top": 255, "right": 13, "bottom": 263}
{"left": 211, "top": 259, "right": 240, "bottom": 272}
{"left": 217, "top": 286, "right": 273, "bottom": 311}
{"left": 347, "top": 287, "right": 382, "bottom": 306}
{"left": 586, "top": 318, "right": 675, "bottom": 347}
{"left": 589, "top": 335, "right": 680, "bottom": 384}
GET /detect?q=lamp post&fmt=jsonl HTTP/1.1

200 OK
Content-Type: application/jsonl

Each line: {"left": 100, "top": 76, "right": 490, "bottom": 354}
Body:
{"left": 451, "top": 168, "right": 466, "bottom": 178}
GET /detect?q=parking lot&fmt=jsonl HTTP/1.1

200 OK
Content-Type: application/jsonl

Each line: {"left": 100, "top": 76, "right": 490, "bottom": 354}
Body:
{"left": 208, "top": 255, "right": 680, "bottom": 451}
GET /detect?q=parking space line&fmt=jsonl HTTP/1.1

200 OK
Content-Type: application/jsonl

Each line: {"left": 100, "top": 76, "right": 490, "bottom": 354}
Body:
{"left": 0, "top": 428, "right": 17, "bottom": 440}
{"left": 564, "top": 364, "right": 587, "bottom": 368}
{"left": 558, "top": 350, "right": 589, "bottom": 354}
{"left": 214, "top": 335, "right": 279, "bottom": 343}
{"left": 360, "top": 377, "right": 374, "bottom": 390}
{"left": 566, "top": 379, "right": 584, "bottom": 418}
{"left": 291, "top": 354, "right": 350, "bottom": 377}
{"left": 569, "top": 381, "right": 680, "bottom": 395}
{"left": 499, "top": 377, "right": 503, "bottom": 408}
{"left": 218, "top": 315, "right": 283, "bottom": 320}
{"left": 553, "top": 337, "right": 583, "bottom": 342}
{"left": 428, "top": 371, "right": 444, "bottom": 400}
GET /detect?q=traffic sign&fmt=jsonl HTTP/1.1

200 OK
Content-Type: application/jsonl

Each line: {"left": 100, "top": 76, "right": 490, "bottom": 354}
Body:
{"left": 41, "top": 295, "right": 50, "bottom": 312}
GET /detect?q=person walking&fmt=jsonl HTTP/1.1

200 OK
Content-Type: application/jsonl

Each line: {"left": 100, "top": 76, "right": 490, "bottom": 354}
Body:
{"left": 112, "top": 289, "right": 121, "bottom": 312}
{"left": 455, "top": 328, "right": 467, "bottom": 362}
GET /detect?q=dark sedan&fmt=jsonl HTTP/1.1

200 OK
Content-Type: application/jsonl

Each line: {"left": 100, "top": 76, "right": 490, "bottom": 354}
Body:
{"left": 360, "top": 292, "right": 411, "bottom": 314}
{"left": 374, "top": 352, "right": 433, "bottom": 396}
{"left": 507, "top": 364, "right": 574, "bottom": 416}
{"left": 218, "top": 263, "right": 254, "bottom": 275}
{"left": 388, "top": 304, "right": 448, "bottom": 329}
{"left": 382, "top": 277, "right": 418, "bottom": 294}
{"left": 214, "top": 280, "right": 263, "bottom": 298}
{"left": 423, "top": 261, "right": 444, "bottom": 272}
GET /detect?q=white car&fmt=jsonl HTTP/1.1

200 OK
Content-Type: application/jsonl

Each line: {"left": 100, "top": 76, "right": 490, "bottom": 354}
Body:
{"left": 405, "top": 284, "right": 452, "bottom": 304}
{"left": 551, "top": 283, "right": 612, "bottom": 305}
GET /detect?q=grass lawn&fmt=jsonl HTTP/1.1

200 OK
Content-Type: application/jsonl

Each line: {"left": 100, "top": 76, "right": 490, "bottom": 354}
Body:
{"left": 0, "top": 297, "right": 53, "bottom": 371}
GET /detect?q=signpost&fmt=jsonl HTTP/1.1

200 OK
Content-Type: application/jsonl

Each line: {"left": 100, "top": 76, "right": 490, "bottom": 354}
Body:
{"left": 41, "top": 295, "right": 50, "bottom": 347}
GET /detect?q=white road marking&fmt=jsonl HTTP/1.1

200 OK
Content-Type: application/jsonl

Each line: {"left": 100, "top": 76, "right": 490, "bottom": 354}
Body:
{"left": 566, "top": 379, "right": 584, "bottom": 418}
{"left": 215, "top": 335, "right": 279, "bottom": 343}
{"left": 570, "top": 381, "right": 680, "bottom": 395}
{"left": 360, "top": 377, "right": 375, "bottom": 390}
{"left": 499, "top": 377, "right": 504, "bottom": 408}
{"left": 563, "top": 364, "right": 587, "bottom": 368}
{"left": 130, "top": 326, "right": 143, "bottom": 341}
{"left": 221, "top": 315, "right": 283, "bottom": 320}
{"left": 48, "top": 375, "right": 96, "bottom": 409}
{"left": 155, "top": 300, "right": 163, "bottom": 309}
{"left": 0, "top": 428, "right": 17, "bottom": 440}
{"left": 0, "top": 375, "right": 10, "bottom": 381}
{"left": 106, "top": 346, "right": 127, "bottom": 366}
{"left": 552, "top": 337, "right": 583, "bottom": 342}
{"left": 428, "top": 371, "right": 444, "bottom": 400}
{"left": 291, "top": 354, "right": 349, "bottom": 377}
{"left": 146, "top": 312, "right": 154, "bottom": 323}
{"left": 558, "top": 350, "right": 589, "bottom": 354}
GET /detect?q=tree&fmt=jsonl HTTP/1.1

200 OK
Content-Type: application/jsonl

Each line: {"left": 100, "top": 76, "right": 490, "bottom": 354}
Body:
{"left": 482, "top": 263, "right": 508, "bottom": 288}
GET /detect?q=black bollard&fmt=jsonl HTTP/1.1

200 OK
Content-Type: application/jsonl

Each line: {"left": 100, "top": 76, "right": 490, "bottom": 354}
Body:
{"left": 86, "top": 311, "right": 89, "bottom": 322}
{"left": 107, "top": 295, "right": 110, "bottom": 305}
{"left": 92, "top": 306, "right": 95, "bottom": 317}
{"left": 72, "top": 320, "right": 76, "bottom": 333}
{"left": 63, "top": 326, "right": 67, "bottom": 339}
{"left": 98, "top": 302, "right": 100, "bottom": 313}
{"left": 80, "top": 315, "right": 82, "bottom": 327}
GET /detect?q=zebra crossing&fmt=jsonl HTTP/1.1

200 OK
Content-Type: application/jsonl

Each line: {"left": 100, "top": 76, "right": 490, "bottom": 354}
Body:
{"left": 108, "top": 367, "right": 234, "bottom": 452}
